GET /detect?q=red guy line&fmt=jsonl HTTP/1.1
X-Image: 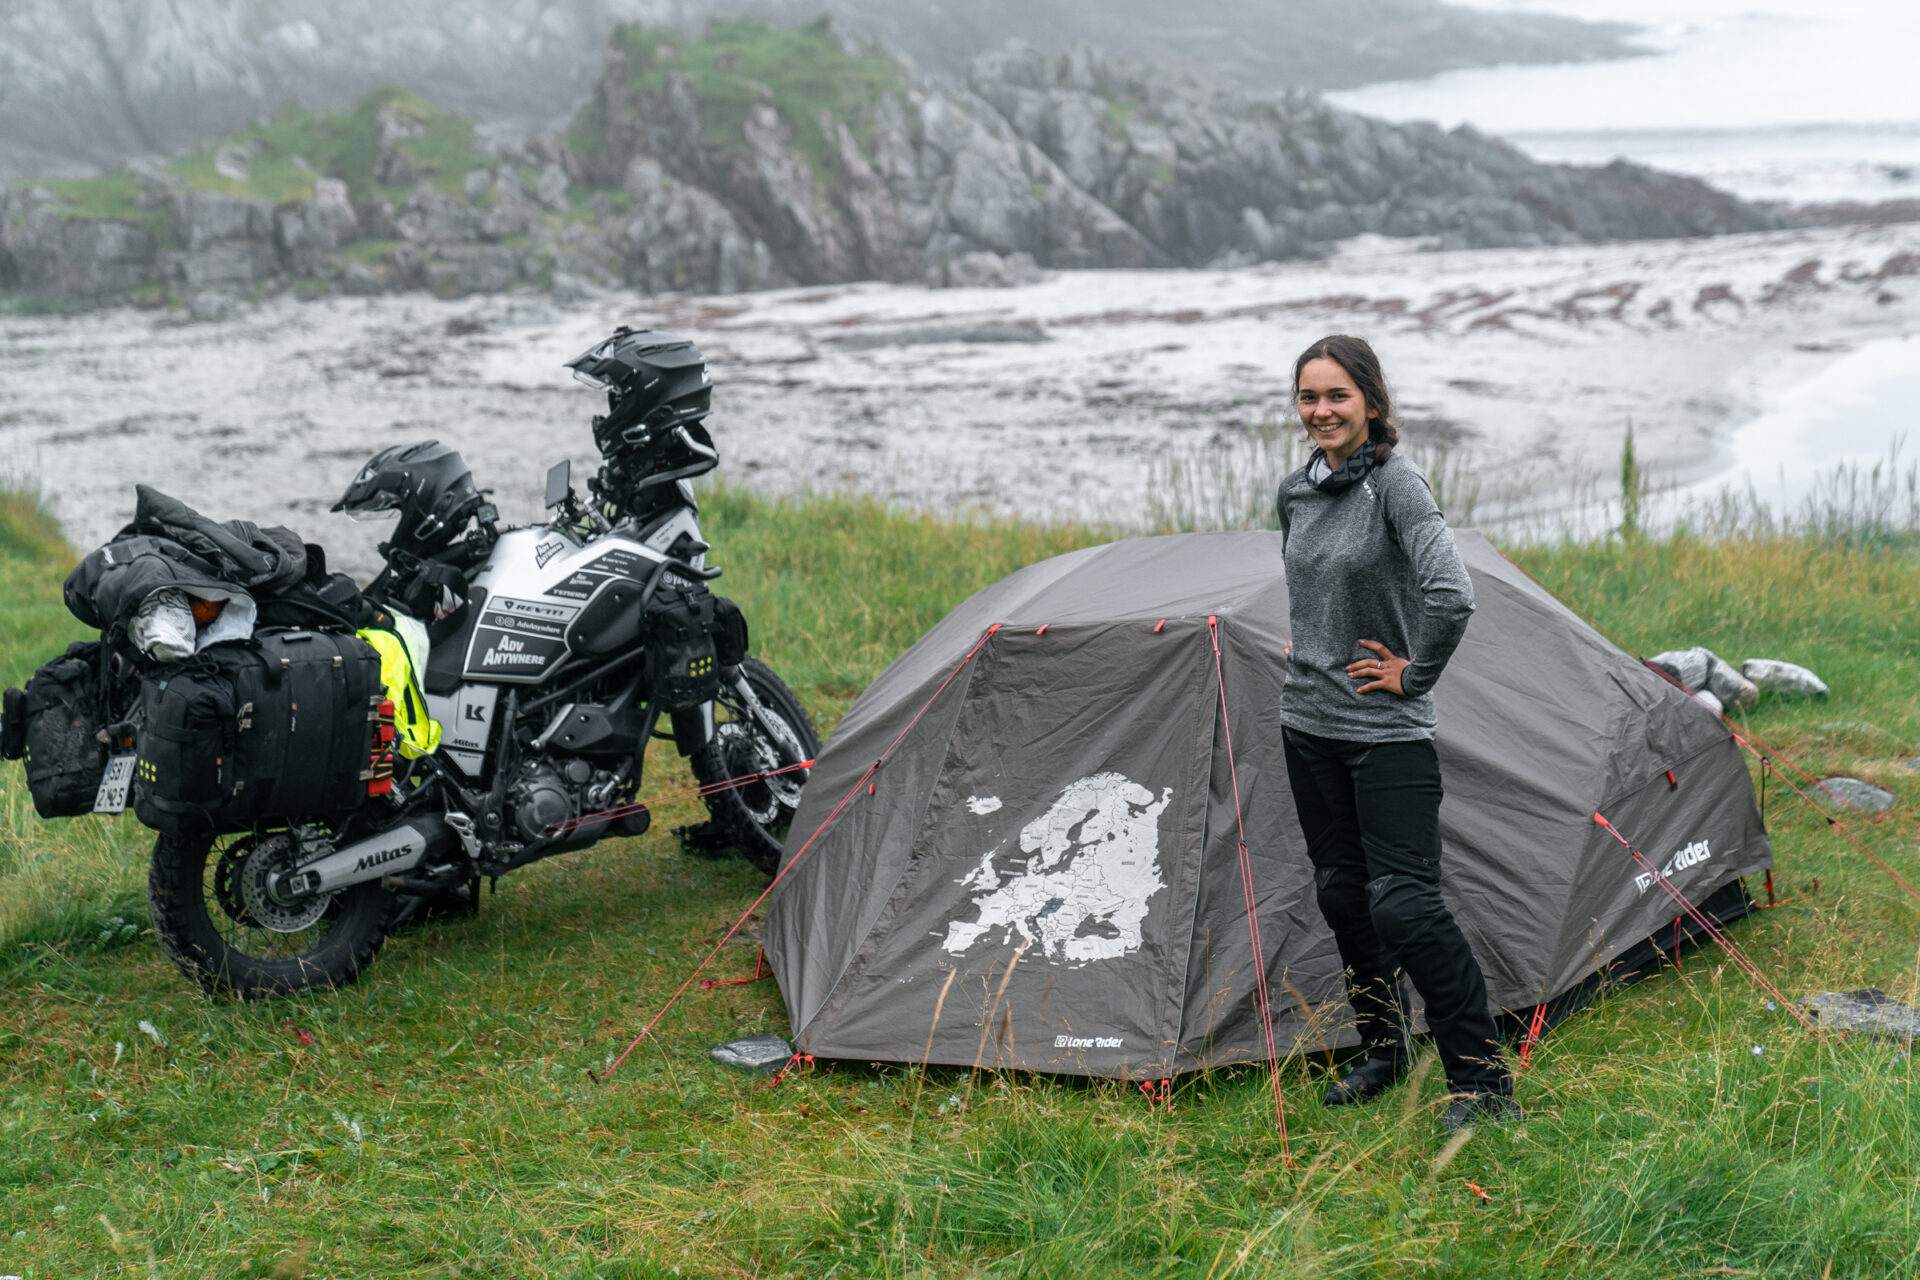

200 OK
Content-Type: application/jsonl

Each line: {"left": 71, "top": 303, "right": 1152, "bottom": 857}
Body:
{"left": 1210, "top": 615, "right": 1292, "bottom": 1161}
{"left": 603, "top": 624, "right": 1002, "bottom": 1079}
{"left": 1592, "top": 811, "right": 1817, "bottom": 1034}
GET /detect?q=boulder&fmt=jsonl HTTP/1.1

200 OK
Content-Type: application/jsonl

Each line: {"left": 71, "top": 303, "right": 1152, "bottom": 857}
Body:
{"left": 373, "top": 105, "right": 425, "bottom": 187}
{"left": 212, "top": 141, "right": 255, "bottom": 183}
{"left": 1692, "top": 689, "right": 1724, "bottom": 717}
{"left": 423, "top": 243, "right": 523, "bottom": 296}
{"left": 1801, "top": 989, "right": 1920, "bottom": 1040}
{"left": 1646, "top": 647, "right": 1758, "bottom": 710}
{"left": 167, "top": 240, "right": 275, "bottom": 291}
{"left": 172, "top": 190, "right": 274, "bottom": 251}
{"left": 339, "top": 260, "right": 386, "bottom": 296}
{"left": 395, "top": 183, "right": 482, "bottom": 243}
{"left": 1816, "top": 777, "right": 1895, "bottom": 813}
{"left": 534, "top": 163, "right": 571, "bottom": 213}
{"left": 275, "top": 184, "right": 359, "bottom": 277}
{"left": 1742, "top": 659, "right": 1829, "bottom": 699}
{"left": 185, "top": 291, "right": 239, "bottom": 323}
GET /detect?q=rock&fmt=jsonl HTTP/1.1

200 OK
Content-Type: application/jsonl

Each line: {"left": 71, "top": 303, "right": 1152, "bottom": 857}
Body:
{"left": 172, "top": 190, "right": 274, "bottom": 251}
{"left": 360, "top": 198, "right": 401, "bottom": 241}
{"left": 167, "top": 240, "right": 275, "bottom": 291}
{"left": 534, "top": 163, "right": 571, "bottom": 213}
{"left": 422, "top": 243, "right": 523, "bottom": 297}
{"left": 1801, "top": 989, "right": 1920, "bottom": 1040}
{"left": 617, "top": 157, "right": 783, "bottom": 295}
{"left": 339, "top": 260, "right": 385, "bottom": 296}
{"left": 1692, "top": 689, "right": 1724, "bottom": 716}
{"left": 212, "top": 141, "right": 255, "bottom": 183}
{"left": 185, "top": 291, "right": 238, "bottom": 323}
{"left": 477, "top": 175, "right": 536, "bottom": 242}
{"left": 275, "top": 186, "right": 359, "bottom": 277}
{"left": 1742, "top": 659, "right": 1829, "bottom": 699}
{"left": 373, "top": 105, "right": 425, "bottom": 187}
{"left": 395, "top": 184, "right": 482, "bottom": 243}
{"left": 1646, "top": 647, "right": 1757, "bottom": 709}
{"left": 929, "top": 249, "right": 1039, "bottom": 287}
{"left": 463, "top": 168, "right": 493, "bottom": 202}
{"left": 548, "top": 270, "right": 602, "bottom": 303}
{"left": 709, "top": 1033, "right": 794, "bottom": 1074}
{"left": 1816, "top": 777, "right": 1895, "bottom": 813}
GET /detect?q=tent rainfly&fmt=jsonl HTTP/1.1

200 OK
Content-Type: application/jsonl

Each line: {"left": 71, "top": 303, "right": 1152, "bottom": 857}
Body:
{"left": 762, "top": 531, "right": 1770, "bottom": 1079}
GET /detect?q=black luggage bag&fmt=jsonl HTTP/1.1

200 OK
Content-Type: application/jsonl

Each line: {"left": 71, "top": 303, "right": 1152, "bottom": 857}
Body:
{"left": 134, "top": 629, "right": 384, "bottom": 837}
{"left": 1, "top": 641, "right": 110, "bottom": 819}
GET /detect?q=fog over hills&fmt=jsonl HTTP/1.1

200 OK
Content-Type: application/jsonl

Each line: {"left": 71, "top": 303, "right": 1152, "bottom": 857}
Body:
{"left": 0, "top": 0, "right": 1635, "bottom": 179}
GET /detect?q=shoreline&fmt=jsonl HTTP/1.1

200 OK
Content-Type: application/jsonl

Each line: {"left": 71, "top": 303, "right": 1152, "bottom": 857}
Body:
{"left": 4, "top": 220, "right": 1917, "bottom": 576}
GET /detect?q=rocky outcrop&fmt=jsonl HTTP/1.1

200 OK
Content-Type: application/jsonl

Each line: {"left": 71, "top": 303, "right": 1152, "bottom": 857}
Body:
{"left": 964, "top": 44, "right": 1777, "bottom": 264}
{"left": 0, "top": 31, "right": 1788, "bottom": 311}
{"left": 0, "top": 0, "right": 1635, "bottom": 182}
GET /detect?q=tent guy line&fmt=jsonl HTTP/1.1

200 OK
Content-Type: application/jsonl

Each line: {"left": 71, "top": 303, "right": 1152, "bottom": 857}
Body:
{"left": 1211, "top": 614, "right": 1293, "bottom": 1157}
{"left": 1498, "top": 541, "right": 1920, "bottom": 910}
{"left": 1592, "top": 811, "right": 1818, "bottom": 1035}
{"left": 1632, "top": 654, "right": 1920, "bottom": 909}
{"left": 600, "top": 623, "right": 1005, "bottom": 1081}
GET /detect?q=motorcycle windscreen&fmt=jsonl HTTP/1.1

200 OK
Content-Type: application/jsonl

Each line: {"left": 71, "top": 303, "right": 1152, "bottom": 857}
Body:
{"left": 793, "top": 621, "right": 1217, "bottom": 1079}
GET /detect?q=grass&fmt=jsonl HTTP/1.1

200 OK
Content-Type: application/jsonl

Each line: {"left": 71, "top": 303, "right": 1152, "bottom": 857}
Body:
{"left": 16, "top": 88, "right": 496, "bottom": 237}
{"left": 572, "top": 18, "right": 909, "bottom": 187}
{"left": 6, "top": 485, "right": 1920, "bottom": 1276}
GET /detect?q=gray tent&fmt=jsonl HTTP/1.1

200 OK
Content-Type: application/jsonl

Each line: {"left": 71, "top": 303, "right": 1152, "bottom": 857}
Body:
{"left": 762, "top": 531, "right": 1769, "bottom": 1079}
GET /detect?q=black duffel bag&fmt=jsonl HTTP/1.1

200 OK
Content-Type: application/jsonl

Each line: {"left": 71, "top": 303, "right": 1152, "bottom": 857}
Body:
{"left": 2, "top": 641, "right": 110, "bottom": 819}
{"left": 134, "top": 629, "right": 384, "bottom": 837}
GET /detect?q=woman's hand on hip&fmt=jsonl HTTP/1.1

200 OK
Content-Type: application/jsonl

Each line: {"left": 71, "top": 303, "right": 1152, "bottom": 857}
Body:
{"left": 1348, "top": 639, "right": 1410, "bottom": 695}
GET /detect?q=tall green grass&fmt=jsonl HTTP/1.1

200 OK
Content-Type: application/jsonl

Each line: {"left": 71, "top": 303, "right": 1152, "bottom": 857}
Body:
{"left": 5, "top": 487, "right": 1920, "bottom": 1277}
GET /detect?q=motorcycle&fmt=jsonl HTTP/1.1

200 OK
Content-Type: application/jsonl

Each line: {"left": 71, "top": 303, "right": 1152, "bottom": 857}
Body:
{"left": 16, "top": 328, "right": 819, "bottom": 998}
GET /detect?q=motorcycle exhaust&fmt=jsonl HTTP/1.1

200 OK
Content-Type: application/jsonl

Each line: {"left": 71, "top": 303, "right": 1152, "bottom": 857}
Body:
{"left": 274, "top": 816, "right": 458, "bottom": 898}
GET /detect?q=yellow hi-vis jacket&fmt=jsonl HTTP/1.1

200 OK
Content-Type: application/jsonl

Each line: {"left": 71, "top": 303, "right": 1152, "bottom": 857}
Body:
{"left": 357, "top": 613, "right": 442, "bottom": 759}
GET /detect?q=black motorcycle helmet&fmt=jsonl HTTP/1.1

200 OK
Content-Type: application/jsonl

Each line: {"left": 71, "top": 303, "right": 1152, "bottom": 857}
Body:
{"left": 332, "top": 441, "right": 488, "bottom": 559}
{"left": 567, "top": 327, "right": 718, "bottom": 517}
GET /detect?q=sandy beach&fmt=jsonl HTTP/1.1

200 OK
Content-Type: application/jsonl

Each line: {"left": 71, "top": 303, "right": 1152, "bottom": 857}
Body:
{"left": 4, "top": 219, "right": 1917, "bottom": 575}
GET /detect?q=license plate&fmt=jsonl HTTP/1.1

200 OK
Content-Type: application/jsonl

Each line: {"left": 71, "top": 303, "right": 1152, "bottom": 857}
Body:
{"left": 94, "top": 755, "right": 136, "bottom": 814}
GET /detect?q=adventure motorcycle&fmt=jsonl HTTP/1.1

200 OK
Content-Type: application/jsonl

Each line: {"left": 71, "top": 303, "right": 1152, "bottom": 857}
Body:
{"left": 1, "top": 328, "right": 818, "bottom": 997}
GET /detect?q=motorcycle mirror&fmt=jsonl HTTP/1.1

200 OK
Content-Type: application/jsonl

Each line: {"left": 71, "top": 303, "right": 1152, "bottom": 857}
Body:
{"left": 544, "top": 459, "right": 572, "bottom": 510}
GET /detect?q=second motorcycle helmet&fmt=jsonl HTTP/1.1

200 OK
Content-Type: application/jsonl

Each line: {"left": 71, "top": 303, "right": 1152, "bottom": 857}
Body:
{"left": 567, "top": 328, "right": 718, "bottom": 515}
{"left": 332, "top": 440, "right": 489, "bottom": 560}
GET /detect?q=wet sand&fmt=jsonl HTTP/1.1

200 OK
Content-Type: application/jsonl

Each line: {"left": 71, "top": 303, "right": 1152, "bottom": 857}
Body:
{"left": 4, "top": 220, "right": 1917, "bottom": 576}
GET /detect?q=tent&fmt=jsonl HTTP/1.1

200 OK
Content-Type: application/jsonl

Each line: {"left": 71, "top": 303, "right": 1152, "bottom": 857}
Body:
{"left": 761, "top": 531, "right": 1770, "bottom": 1079}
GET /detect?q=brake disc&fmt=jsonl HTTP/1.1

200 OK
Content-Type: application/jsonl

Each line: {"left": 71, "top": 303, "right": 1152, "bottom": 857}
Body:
{"left": 231, "top": 832, "right": 333, "bottom": 933}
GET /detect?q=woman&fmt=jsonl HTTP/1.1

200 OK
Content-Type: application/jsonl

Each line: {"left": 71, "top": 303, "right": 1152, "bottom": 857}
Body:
{"left": 1274, "top": 334, "right": 1517, "bottom": 1131}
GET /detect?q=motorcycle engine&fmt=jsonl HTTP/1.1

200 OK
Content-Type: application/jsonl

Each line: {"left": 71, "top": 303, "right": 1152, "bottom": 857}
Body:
{"left": 507, "top": 757, "right": 628, "bottom": 843}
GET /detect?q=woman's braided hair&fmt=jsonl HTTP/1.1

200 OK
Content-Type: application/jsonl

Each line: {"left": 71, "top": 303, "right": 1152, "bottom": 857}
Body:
{"left": 1292, "top": 334, "right": 1398, "bottom": 463}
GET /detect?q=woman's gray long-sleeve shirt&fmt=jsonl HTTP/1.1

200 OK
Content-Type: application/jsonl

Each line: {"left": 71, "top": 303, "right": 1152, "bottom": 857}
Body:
{"left": 1275, "top": 452, "right": 1473, "bottom": 742}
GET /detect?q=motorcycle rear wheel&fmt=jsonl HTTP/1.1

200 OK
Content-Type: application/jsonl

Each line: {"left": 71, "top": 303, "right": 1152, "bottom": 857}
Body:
{"left": 149, "top": 829, "right": 395, "bottom": 997}
{"left": 690, "top": 656, "right": 821, "bottom": 876}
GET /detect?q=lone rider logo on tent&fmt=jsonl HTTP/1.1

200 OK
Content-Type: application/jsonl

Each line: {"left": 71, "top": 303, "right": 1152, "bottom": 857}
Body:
{"left": 1635, "top": 838, "right": 1712, "bottom": 895}
{"left": 942, "top": 772, "right": 1171, "bottom": 965}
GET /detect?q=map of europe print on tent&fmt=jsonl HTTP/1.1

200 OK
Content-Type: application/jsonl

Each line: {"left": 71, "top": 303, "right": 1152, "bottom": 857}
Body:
{"left": 792, "top": 624, "right": 1218, "bottom": 1077}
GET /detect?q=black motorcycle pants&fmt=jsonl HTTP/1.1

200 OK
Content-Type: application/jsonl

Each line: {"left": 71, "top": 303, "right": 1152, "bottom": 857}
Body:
{"left": 1281, "top": 726, "right": 1508, "bottom": 1096}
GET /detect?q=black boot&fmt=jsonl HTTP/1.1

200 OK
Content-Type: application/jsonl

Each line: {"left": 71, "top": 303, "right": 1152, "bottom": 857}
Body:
{"left": 1323, "top": 1050, "right": 1409, "bottom": 1107}
{"left": 1443, "top": 1090, "right": 1522, "bottom": 1131}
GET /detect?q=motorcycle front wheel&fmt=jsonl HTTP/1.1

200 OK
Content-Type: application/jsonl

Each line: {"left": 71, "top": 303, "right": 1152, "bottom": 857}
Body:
{"left": 689, "top": 656, "right": 822, "bottom": 876}
{"left": 149, "top": 829, "right": 395, "bottom": 997}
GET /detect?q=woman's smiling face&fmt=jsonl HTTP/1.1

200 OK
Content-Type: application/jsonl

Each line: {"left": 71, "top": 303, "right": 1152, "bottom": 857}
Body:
{"left": 1296, "top": 356, "right": 1377, "bottom": 466}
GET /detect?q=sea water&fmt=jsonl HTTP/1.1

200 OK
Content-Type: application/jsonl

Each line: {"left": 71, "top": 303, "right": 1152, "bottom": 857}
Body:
{"left": 1333, "top": 0, "right": 1920, "bottom": 528}
{"left": 1331, "top": 0, "right": 1920, "bottom": 206}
